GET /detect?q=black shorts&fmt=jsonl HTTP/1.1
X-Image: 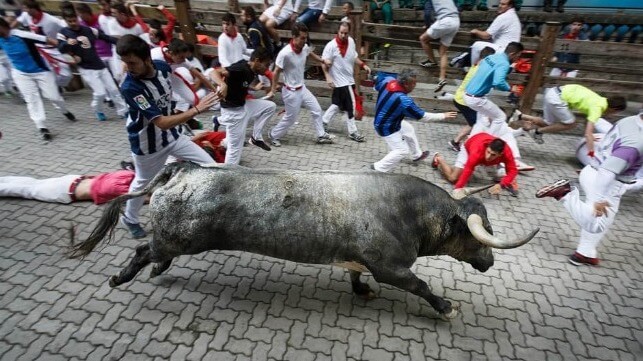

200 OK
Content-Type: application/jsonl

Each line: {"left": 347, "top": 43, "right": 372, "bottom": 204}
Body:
{"left": 453, "top": 99, "right": 477, "bottom": 126}
{"left": 331, "top": 85, "right": 356, "bottom": 119}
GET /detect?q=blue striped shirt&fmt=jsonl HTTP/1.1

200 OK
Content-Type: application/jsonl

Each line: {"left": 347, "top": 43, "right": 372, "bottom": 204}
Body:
{"left": 464, "top": 52, "right": 511, "bottom": 96}
{"left": 373, "top": 77, "right": 426, "bottom": 137}
{"left": 121, "top": 60, "right": 180, "bottom": 156}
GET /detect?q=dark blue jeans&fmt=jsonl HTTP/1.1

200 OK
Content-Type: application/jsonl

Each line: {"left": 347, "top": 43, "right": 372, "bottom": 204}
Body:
{"left": 297, "top": 8, "right": 323, "bottom": 27}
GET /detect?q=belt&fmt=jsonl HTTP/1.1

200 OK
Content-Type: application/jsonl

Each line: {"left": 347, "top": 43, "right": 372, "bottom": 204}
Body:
{"left": 284, "top": 84, "right": 303, "bottom": 91}
{"left": 68, "top": 176, "right": 89, "bottom": 202}
{"left": 465, "top": 93, "right": 483, "bottom": 98}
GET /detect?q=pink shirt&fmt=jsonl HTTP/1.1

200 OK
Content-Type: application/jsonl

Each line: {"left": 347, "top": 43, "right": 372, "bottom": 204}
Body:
{"left": 90, "top": 170, "right": 135, "bottom": 204}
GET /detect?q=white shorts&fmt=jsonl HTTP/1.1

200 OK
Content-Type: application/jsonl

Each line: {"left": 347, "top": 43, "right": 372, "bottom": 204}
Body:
{"left": 543, "top": 87, "right": 575, "bottom": 125}
{"left": 426, "top": 16, "right": 460, "bottom": 47}
{"left": 263, "top": 5, "right": 294, "bottom": 25}
{"left": 454, "top": 146, "right": 469, "bottom": 169}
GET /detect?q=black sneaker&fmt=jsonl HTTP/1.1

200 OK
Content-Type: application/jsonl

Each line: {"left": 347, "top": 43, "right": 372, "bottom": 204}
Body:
{"left": 120, "top": 161, "right": 135, "bottom": 171}
{"left": 434, "top": 79, "right": 447, "bottom": 93}
{"left": 64, "top": 112, "right": 76, "bottom": 121}
{"left": 212, "top": 116, "right": 220, "bottom": 131}
{"left": 419, "top": 59, "right": 437, "bottom": 68}
{"left": 39, "top": 128, "right": 52, "bottom": 141}
{"left": 448, "top": 140, "right": 460, "bottom": 152}
{"left": 449, "top": 52, "right": 469, "bottom": 67}
{"left": 249, "top": 137, "right": 271, "bottom": 151}
{"left": 106, "top": 99, "right": 115, "bottom": 108}
{"left": 120, "top": 217, "right": 147, "bottom": 239}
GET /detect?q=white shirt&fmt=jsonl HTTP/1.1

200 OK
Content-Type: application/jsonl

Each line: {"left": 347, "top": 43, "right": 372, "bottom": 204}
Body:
{"left": 107, "top": 20, "right": 144, "bottom": 37}
{"left": 17, "top": 12, "right": 66, "bottom": 38}
{"left": 150, "top": 47, "right": 192, "bottom": 71}
{"left": 217, "top": 32, "right": 251, "bottom": 68}
{"left": 275, "top": 43, "right": 312, "bottom": 88}
{"left": 98, "top": 14, "right": 115, "bottom": 35}
{"left": 322, "top": 37, "right": 357, "bottom": 87}
{"left": 486, "top": 8, "right": 521, "bottom": 50}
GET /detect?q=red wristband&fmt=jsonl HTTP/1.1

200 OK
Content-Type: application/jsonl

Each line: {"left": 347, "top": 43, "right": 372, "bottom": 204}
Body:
{"left": 360, "top": 62, "right": 367, "bottom": 70}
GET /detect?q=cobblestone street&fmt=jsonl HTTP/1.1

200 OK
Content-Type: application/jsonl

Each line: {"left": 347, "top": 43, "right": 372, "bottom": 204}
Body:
{"left": 0, "top": 88, "right": 641, "bottom": 360}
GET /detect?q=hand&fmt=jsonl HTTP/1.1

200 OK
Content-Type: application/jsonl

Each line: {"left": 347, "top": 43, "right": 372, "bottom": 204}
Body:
{"left": 326, "top": 78, "right": 335, "bottom": 88}
{"left": 290, "top": 12, "right": 298, "bottom": 22}
{"left": 67, "top": 38, "right": 77, "bottom": 46}
{"left": 443, "top": 111, "right": 458, "bottom": 120}
{"left": 253, "top": 82, "right": 264, "bottom": 91}
{"left": 593, "top": 201, "right": 611, "bottom": 217}
{"left": 318, "top": 13, "right": 326, "bottom": 23}
{"left": 323, "top": 59, "right": 332, "bottom": 67}
{"left": 363, "top": 65, "right": 371, "bottom": 74}
{"left": 217, "top": 83, "right": 228, "bottom": 99}
{"left": 501, "top": 183, "right": 518, "bottom": 197}
{"left": 157, "top": 5, "right": 165, "bottom": 10}
{"left": 198, "top": 92, "right": 219, "bottom": 110}
{"left": 72, "top": 55, "right": 81, "bottom": 64}
{"left": 488, "top": 184, "right": 502, "bottom": 196}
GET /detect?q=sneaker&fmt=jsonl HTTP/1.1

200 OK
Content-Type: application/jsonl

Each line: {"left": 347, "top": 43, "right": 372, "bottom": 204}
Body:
{"left": 187, "top": 118, "right": 203, "bottom": 130}
{"left": 431, "top": 152, "right": 441, "bottom": 168}
{"left": 106, "top": 99, "right": 115, "bottom": 108}
{"left": 508, "top": 109, "right": 522, "bottom": 126}
{"left": 269, "top": 134, "right": 281, "bottom": 147}
{"left": 569, "top": 252, "right": 599, "bottom": 266}
{"left": 323, "top": 122, "right": 329, "bottom": 133}
{"left": 434, "top": 79, "right": 447, "bottom": 93}
{"left": 528, "top": 129, "right": 544, "bottom": 144}
{"left": 64, "top": 112, "right": 76, "bottom": 121}
{"left": 249, "top": 136, "right": 271, "bottom": 151}
{"left": 120, "top": 217, "right": 147, "bottom": 239}
{"left": 349, "top": 132, "right": 365, "bottom": 142}
{"left": 317, "top": 133, "right": 334, "bottom": 144}
{"left": 419, "top": 59, "right": 437, "bottom": 68}
{"left": 39, "top": 128, "right": 52, "bottom": 141}
{"left": 448, "top": 140, "right": 460, "bottom": 152}
{"left": 535, "top": 179, "right": 571, "bottom": 200}
{"left": 413, "top": 150, "right": 430, "bottom": 162}
{"left": 212, "top": 116, "right": 220, "bottom": 131}
{"left": 449, "top": 52, "right": 469, "bottom": 67}
{"left": 96, "top": 112, "right": 107, "bottom": 121}
{"left": 120, "top": 161, "right": 135, "bottom": 171}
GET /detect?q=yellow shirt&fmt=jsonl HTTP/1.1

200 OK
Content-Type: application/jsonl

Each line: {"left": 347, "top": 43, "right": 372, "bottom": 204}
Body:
{"left": 560, "top": 84, "right": 607, "bottom": 123}
{"left": 455, "top": 65, "right": 480, "bottom": 105}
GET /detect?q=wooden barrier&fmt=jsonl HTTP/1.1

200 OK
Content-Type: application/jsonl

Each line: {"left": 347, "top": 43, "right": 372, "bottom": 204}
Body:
{"left": 21, "top": 0, "right": 643, "bottom": 114}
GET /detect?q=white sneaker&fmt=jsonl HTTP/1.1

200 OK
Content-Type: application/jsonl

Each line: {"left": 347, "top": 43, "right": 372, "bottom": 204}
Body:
{"left": 508, "top": 109, "right": 522, "bottom": 126}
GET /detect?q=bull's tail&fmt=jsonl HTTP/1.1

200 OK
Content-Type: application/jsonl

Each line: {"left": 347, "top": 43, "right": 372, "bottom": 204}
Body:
{"left": 67, "top": 163, "right": 186, "bottom": 259}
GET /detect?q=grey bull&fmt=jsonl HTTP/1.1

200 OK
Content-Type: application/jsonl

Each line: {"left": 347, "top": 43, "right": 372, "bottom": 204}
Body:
{"left": 69, "top": 162, "right": 539, "bottom": 319}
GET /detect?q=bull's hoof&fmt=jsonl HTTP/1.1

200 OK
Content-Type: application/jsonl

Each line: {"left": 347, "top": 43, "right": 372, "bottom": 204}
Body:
{"left": 108, "top": 275, "right": 120, "bottom": 288}
{"left": 357, "top": 289, "right": 377, "bottom": 301}
{"left": 149, "top": 266, "right": 163, "bottom": 278}
{"left": 353, "top": 283, "right": 376, "bottom": 300}
{"left": 440, "top": 304, "right": 460, "bottom": 320}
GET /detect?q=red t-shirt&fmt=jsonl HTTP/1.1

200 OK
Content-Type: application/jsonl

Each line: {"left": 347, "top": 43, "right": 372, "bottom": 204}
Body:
{"left": 455, "top": 133, "right": 518, "bottom": 189}
{"left": 90, "top": 170, "right": 135, "bottom": 205}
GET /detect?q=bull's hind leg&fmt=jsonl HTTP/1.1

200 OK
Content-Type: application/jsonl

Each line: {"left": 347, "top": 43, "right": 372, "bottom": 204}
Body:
{"left": 349, "top": 270, "right": 376, "bottom": 300}
{"left": 109, "top": 244, "right": 152, "bottom": 287}
{"left": 370, "top": 266, "right": 458, "bottom": 319}
{"left": 150, "top": 259, "right": 172, "bottom": 278}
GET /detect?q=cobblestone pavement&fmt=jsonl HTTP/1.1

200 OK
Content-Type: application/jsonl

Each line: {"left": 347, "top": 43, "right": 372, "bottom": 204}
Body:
{"left": 0, "top": 88, "right": 641, "bottom": 361}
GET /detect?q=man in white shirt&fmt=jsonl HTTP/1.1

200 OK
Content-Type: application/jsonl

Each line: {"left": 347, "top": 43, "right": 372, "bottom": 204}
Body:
{"left": 469, "top": 0, "right": 521, "bottom": 65}
{"left": 321, "top": 22, "right": 370, "bottom": 142}
{"left": 218, "top": 13, "right": 253, "bottom": 68}
{"left": 260, "top": 0, "right": 296, "bottom": 49}
{"left": 107, "top": 2, "right": 144, "bottom": 81}
{"left": 266, "top": 23, "right": 333, "bottom": 146}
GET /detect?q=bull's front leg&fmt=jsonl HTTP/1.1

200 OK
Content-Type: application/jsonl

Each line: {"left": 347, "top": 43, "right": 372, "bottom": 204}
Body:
{"left": 150, "top": 259, "right": 172, "bottom": 278}
{"left": 349, "top": 270, "right": 376, "bottom": 300}
{"left": 109, "top": 244, "right": 152, "bottom": 287}
{"left": 370, "top": 266, "right": 458, "bottom": 319}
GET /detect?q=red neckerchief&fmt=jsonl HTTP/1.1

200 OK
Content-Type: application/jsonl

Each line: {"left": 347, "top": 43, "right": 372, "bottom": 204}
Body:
{"left": 290, "top": 39, "right": 302, "bottom": 54}
{"left": 386, "top": 80, "right": 407, "bottom": 93}
{"left": 335, "top": 35, "right": 348, "bottom": 57}
{"left": 84, "top": 14, "right": 99, "bottom": 28}
{"left": 225, "top": 27, "right": 238, "bottom": 39}
{"left": 118, "top": 17, "right": 138, "bottom": 29}
{"left": 31, "top": 11, "right": 44, "bottom": 24}
{"left": 563, "top": 32, "right": 579, "bottom": 40}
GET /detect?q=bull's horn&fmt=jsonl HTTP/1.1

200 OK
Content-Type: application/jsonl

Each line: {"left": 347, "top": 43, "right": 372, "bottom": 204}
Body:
{"left": 467, "top": 214, "right": 539, "bottom": 249}
{"left": 451, "top": 184, "right": 495, "bottom": 200}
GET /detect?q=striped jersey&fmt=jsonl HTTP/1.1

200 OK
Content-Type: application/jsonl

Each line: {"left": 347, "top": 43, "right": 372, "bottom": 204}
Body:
{"left": 121, "top": 60, "right": 179, "bottom": 155}
{"left": 373, "top": 76, "right": 425, "bottom": 137}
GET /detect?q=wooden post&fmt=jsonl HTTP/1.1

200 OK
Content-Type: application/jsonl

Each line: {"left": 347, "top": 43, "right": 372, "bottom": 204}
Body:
{"left": 348, "top": 9, "right": 365, "bottom": 95}
{"left": 174, "top": 0, "right": 197, "bottom": 46}
{"left": 228, "top": 0, "right": 240, "bottom": 13}
{"left": 519, "top": 22, "right": 561, "bottom": 113}
{"left": 362, "top": 1, "right": 372, "bottom": 59}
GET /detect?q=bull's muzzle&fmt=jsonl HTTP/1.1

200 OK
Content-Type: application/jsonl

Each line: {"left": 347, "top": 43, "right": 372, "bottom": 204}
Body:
{"left": 467, "top": 214, "right": 539, "bottom": 249}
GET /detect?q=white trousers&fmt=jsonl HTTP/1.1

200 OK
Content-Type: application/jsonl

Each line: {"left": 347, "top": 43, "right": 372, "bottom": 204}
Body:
{"left": 12, "top": 69, "right": 68, "bottom": 129}
{"left": 123, "top": 135, "right": 215, "bottom": 224}
{"left": 323, "top": 104, "right": 358, "bottom": 135}
{"left": 0, "top": 54, "right": 12, "bottom": 93}
{"left": 374, "top": 120, "right": 422, "bottom": 172}
{"left": 270, "top": 86, "right": 325, "bottom": 140}
{"left": 78, "top": 68, "right": 127, "bottom": 116}
{"left": 469, "top": 109, "right": 521, "bottom": 160}
{"left": 0, "top": 175, "right": 79, "bottom": 203}
{"left": 562, "top": 166, "right": 624, "bottom": 258}
{"left": 470, "top": 41, "right": 502, "bottom": 65}
{"left": 219, "top": 99, "right": 276, "bottom": 165}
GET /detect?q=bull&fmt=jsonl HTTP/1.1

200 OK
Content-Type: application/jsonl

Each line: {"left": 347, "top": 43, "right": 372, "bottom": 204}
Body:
{"left": 69, "top": 162, "right": 538, "bottom": 319}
